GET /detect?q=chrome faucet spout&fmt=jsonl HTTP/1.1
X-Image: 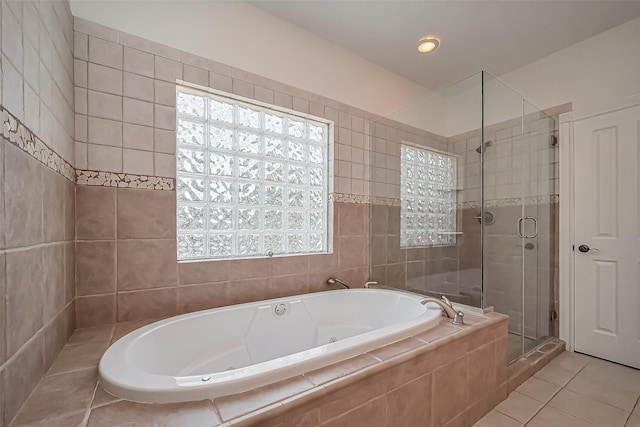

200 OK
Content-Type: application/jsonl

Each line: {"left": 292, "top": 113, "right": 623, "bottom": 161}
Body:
{"left": 420, "top": 297, "right": 465, "bottom": 325}
{"left": 327, "top": 277, "right": 350, "bottom": 289}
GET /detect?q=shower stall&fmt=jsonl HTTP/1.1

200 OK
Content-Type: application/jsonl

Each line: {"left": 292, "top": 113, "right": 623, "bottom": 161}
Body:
{"left": 369, "top": 71, "right": 558, "bottom": 362}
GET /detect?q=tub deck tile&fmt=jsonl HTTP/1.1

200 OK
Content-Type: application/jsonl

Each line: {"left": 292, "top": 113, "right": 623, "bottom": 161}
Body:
{"left": 9, "top": 311, "right": 511, "bottom": 427}
{"left": 303, "top": 353, "right": 379, "bottom": 386}
{"left": 213, "top": 375, "right": 315, "bottom": 422}
{"left": 10, "top": 368, "right": 97, "bottom": 426}
{"left": 368, "top": 336, "right": 425, "bottom": 361}
{"left": 86, "top": 400, "right": 220, "bottom": 427}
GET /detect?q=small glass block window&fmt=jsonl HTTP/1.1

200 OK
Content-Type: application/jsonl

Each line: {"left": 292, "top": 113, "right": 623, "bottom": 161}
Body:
{"left": 176, "top": 87, "right": 330, "bottom": 261}
{"left": 400, "top": 145, "right": 456, "bottom": 247}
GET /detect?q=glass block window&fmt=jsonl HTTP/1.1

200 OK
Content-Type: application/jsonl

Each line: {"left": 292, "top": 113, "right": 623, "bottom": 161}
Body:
{"left": 176, "top": 87, "right": 330, "bottom": 261}
{"left": 400, "top": 145, "right": 456, "bottom": 247}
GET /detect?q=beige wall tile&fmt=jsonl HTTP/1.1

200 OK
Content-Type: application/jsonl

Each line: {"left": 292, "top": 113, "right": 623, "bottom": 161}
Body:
{"left": 76, "top": 294, "right": 117, "bottom": 327}
{"left": 87, "top": 63, "right": 122, "bottom": 95}
{"left": 123, "top": 72, "right": 154, "bottom": 102}
{"left": 88, "top": 36, "right": 123, "bottom": 69}
{"left": 5, "top": 247, "right": 44, "bottom": 358}
{"left": 154, "top": 152, "right": 175, "bottom": 178}
{"left": 178, "top": 282, "right": 229, "bottom": 313}
{"left": 75, "top": 87, "right": 88, "bottom": 114}
{"left": 87, "top": 143, "right": 122, "bottom": 172}
{"left": 155, "top": 56, "right": 183, "bottom": 82}
{"left": 74, "top": 59, "right": 87, "bottom": 88}
{"left": 209, "top": 71, "right": 232, "bottom": 92}
{"left": 178, "top": 260, "right": 230, "bottom": 285}
{"left": 117, "top": 239, "right": 178, "bottom": 290}
{"left": 432, "top": 356, "right": 468, "bottom": 426}
{"left": 76, "top": 186, "right": 117, "bottom": 240}
{"left": 154, "top": 103, "right": 176, "bottom": 130}
{"left": 154, "top": 128, "right": 176, "bottom": 154}
{"left": 117, "top": 287, "right": 178, "bottom": 322}
{"left": 123, "top": 97, "right": 154, "bottom": 126}
{"left": 76, "top": 241, "right": 116, "bottom": 296}
{"left": 75, "top": 141, "right": 88, "bottom": 169}
{"left": 87, "top": 90, "right": 122, "bottom": 121}
{"left": 43, "top": 309, "right": 71, "bottom": 372}
{"left": 254, "top": 86, "right": 274, "bottom": 104}
{"left": 75, "top": 113, "right": 88, "bottom": 142}
{"left": 88, "top": 117, "right": 122, "bottom": 147}
{"left": 117, "top": 188, "right": 176, "bottom": 238}
{"left": 123, "top": 47, "right": 154, "bottom": 77}
{"left": 4, "top": 144, "right": 43, "bottom": 248}
{"left": 74, "top": 31, "right": 89, "bottom": 60}
{"left": 2, "top": 333, "right": 44, "bottom": 426}
{"left": 183, "top": 65, "right": 208, "bottom": 87}
{"left": 123, "top": 123, "right": 154, "bottom": 151}
{"left": 42, "top": 244, "right": 66, "bottom": 323}
{"left": 385, "top": 374, "right": 432, "bottom": 426}
{"left": 42, "top": 168, "right": 66, "bottom": 243}
{"left": 154, "top": 80, "right": 176, "bottom": 107}
{"left": 337, "top": 236, "right": 367, "bottom": 269}
{"left": 122, "top": 148, "right": 154, "bottom": 175}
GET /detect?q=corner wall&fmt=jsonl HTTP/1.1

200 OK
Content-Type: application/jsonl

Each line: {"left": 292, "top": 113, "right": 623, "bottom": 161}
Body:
{"left": 0, "top": 1, "right": 76, "bottom": 425}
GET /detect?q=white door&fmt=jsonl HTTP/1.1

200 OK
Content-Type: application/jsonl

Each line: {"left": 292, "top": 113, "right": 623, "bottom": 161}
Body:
{"left": 574, "top": 104, "right": 640, "bottom": 369}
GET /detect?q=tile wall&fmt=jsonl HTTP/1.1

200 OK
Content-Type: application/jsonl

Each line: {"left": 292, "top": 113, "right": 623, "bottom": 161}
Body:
{"left": 70, "top": 19, "right": 418, "bottom": 328}
{"left": 75, "top": 189, "right": 369, "bottom": 327}
{"left": 0, "top": 0, "right": 76, "bottom": 425}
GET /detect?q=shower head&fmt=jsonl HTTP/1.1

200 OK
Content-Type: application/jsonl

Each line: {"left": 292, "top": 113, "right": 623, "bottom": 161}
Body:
{"left": 475, "top": 140, "right": 492, "bottom": 154}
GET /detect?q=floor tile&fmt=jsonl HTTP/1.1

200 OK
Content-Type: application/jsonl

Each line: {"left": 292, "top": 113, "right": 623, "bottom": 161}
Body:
{"left": 548, "top": 388, "right": 629, "bottom": 427}
{"left": 495, "top": 391, "right": 544, "bottom": 423}
{"left": 516, "top": 376, "right": 561, "bottom": 403}
{"left": 534, "top": 363, "right": 578, "bottom": 387}
{"left": 578, "top": 360, "right": 640, "bottom": 394}
{"left": 627, "top": 414, "right": 640, "bottom": 427}
{"left": 472, "top": 410, "right": 522, "bottom": 427}
{"left": 527, "top": 406, "right": 597, "bottom": 427}
{"left": 546, "top": 352, "right": 594, "bottom": 374}
{"left": 566, "top": 371, "right": 639, "bottom": 411}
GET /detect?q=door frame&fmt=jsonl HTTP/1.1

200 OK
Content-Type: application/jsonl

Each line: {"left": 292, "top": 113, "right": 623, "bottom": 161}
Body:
{"left": 559, "top": 93, "right": 640, "bottom": 351}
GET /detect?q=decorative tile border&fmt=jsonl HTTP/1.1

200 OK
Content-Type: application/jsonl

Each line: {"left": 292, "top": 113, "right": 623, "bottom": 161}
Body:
{"left": 76, "top": 170, "right": 175, "bottom": 190}
{"left": 459, "top": 194, "right": 559, "bottom": 209}
{"left": 1, "top": 107, "right": 75, "bottom": 182}
{"left": 1, "top": 105, "right": 561, "bottom": 207}
{"left": 330, "top": 193, "right": 371, "bottom": 204}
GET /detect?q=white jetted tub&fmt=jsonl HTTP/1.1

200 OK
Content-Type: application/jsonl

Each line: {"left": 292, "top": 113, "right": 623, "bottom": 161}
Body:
{"left": 99, "top": 288, "right": 443, "bottom": 403}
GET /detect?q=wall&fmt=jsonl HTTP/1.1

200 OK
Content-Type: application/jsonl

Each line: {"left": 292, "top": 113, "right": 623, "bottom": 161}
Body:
{"left": 0, "top": 1, "right": 76, "bottom": 425}
{"left": 69, "top": 0, "right": 430, "bottom": 119}
{"left": 72, "top": 19, "right": 374, "bottom": 327}
{"left": 500, "top": 15, "right": 640, "bottom": 113}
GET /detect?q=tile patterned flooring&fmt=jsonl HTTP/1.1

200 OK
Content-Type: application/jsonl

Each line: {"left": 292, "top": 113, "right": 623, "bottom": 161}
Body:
{"left": 475, "top": 351, "right": 640, "bottom": 427}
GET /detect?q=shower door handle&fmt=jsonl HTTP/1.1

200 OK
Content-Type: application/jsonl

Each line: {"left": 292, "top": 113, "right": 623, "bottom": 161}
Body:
{"left": 517, "top": 218, "right": 524, "bottom": 238}
{"left": 517, "top": 217, "right": 538, "bottom": 239}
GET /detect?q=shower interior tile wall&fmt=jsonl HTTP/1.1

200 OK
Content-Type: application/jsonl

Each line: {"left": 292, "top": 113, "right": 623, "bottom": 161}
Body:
{"left": 0, "top": 1, "right": 76, "bottom": 426}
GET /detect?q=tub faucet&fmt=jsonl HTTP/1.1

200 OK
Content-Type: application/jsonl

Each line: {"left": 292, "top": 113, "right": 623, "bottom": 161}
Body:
{"left": 327, "top": 277, "right": 350, "bottom": 289}
{"left": 420, "top": 297, "right": 465, "bottom": 325}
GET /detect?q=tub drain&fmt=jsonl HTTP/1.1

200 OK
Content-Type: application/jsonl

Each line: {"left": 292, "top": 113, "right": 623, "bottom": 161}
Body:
{"left": 329, "top": 336, "right": 337, "bottom": 343}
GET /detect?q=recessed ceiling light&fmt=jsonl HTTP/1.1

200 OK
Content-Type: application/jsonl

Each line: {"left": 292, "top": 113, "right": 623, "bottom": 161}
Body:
{"left": 418, "top": 36, "right": 440, "bottom": 53}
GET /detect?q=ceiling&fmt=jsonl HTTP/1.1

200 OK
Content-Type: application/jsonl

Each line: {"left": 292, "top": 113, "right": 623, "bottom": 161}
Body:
{"left": 251, "top": 1, "right": 640, "bottom": 90}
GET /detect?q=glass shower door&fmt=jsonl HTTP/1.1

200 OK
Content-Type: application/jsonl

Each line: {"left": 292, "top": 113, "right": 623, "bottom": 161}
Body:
{"left": 521, "top": 101, "right": 556, "bottom": 355}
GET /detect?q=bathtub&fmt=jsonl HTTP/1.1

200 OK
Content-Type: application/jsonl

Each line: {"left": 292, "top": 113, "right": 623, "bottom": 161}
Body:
{"left": 99, "top": 288, "right": 443, "bottom": 403}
